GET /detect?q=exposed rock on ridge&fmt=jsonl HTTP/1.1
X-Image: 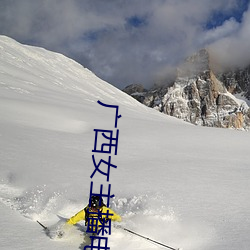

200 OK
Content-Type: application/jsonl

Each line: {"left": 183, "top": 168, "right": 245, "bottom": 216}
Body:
{"left": 123, "top": 49, "right": 250, "bottom": 130}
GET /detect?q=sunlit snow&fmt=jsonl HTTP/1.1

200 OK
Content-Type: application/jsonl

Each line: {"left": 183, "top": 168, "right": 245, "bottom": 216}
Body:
{"left": 0, "top": 36, "right": 250, "bottom": 250}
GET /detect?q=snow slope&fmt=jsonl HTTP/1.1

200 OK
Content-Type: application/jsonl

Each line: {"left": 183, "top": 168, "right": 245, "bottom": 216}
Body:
{"left": 0, "top": 35, "right": 250, "bottom": 250}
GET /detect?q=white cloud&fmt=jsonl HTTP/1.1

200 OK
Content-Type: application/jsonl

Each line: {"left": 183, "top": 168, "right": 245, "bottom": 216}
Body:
{"left": 0, "top": 0, "right": 249, "bottom": 88}
{"left": 209, "top": 5, "right": 250, "bottom": 68}
{"left": 200, "top": 18, "right": 240, "bottom": 45}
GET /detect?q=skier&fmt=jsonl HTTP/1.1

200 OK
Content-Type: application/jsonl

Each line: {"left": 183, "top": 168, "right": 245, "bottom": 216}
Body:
{"left": 66, "top": 195, "right": 122, "bottom": 234}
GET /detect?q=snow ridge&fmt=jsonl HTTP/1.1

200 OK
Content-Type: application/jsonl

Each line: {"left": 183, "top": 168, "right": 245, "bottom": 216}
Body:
{"left": 1, "top": 36, "right": 250, "bottom": 250}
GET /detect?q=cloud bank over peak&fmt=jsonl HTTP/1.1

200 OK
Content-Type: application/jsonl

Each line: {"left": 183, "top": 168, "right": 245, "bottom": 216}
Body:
{"left": 0, "top": 0, "right": 249, "bottom": 88}
{"left": 208, "top": 6, "right": 250, "bottom": 69}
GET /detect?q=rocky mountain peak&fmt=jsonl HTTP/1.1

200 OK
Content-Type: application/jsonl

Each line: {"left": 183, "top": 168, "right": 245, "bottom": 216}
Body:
{"left": 123, "top": 49, "right": 250, "bottom": 130}
{"left": 177, "top": 49, "right": 210, "bottom": 78}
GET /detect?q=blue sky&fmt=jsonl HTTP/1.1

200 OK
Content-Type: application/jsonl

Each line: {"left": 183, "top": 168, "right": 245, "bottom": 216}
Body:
{"left": 0, "top": 0, "right": 249, "bottom": 89}
{"left": 205, "top": 0, "right": 249, "bottom": 28}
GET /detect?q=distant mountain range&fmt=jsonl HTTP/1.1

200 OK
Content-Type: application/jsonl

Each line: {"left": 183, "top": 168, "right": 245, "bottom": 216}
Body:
{"left": 123, "top": 49, "right": 250, "bottom": 130}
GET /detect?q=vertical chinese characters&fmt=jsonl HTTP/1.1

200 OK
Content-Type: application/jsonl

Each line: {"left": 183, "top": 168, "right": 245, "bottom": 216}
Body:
{"left": 84, "top": 100, "right": 122, "bottom": 250}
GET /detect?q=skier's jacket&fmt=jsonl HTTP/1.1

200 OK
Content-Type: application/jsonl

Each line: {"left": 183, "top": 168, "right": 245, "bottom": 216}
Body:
{"left": 67, "top": 205, "right": 121, "bottom": 228}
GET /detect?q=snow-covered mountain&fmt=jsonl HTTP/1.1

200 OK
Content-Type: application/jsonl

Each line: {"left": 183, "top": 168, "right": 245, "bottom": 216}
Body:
{"left": 217, "top": 65, "right": 250, "bottom": 100}
{"left": 124, "top": 49, "right": 250, "bottom": 130}
{"left": 1, "top": 36, "right": 250, "bottom": 250}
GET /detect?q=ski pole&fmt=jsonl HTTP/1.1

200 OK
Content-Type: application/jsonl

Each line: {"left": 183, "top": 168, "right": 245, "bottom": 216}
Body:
{"left": 37, "top": 220, "right": 48, "bottom": 231}
{"left": 121, "top": 227, "right": 181, "bottom": 250}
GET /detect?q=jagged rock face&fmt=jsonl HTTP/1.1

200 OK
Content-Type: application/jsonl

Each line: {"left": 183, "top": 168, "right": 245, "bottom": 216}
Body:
{"left": 122, "top": 84, "right": 147, "bottom": 103}
{"left": 123, "top": 84, "right": 146, "bottom": 95}
{"left": 162, "top": 74, "right": 249, "bottom": 128}
{"left": 123, "top": 49, "right": 250, "bottom": 130}
{"left": 217, "top": 66, "right": 250, "bottom": 99}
